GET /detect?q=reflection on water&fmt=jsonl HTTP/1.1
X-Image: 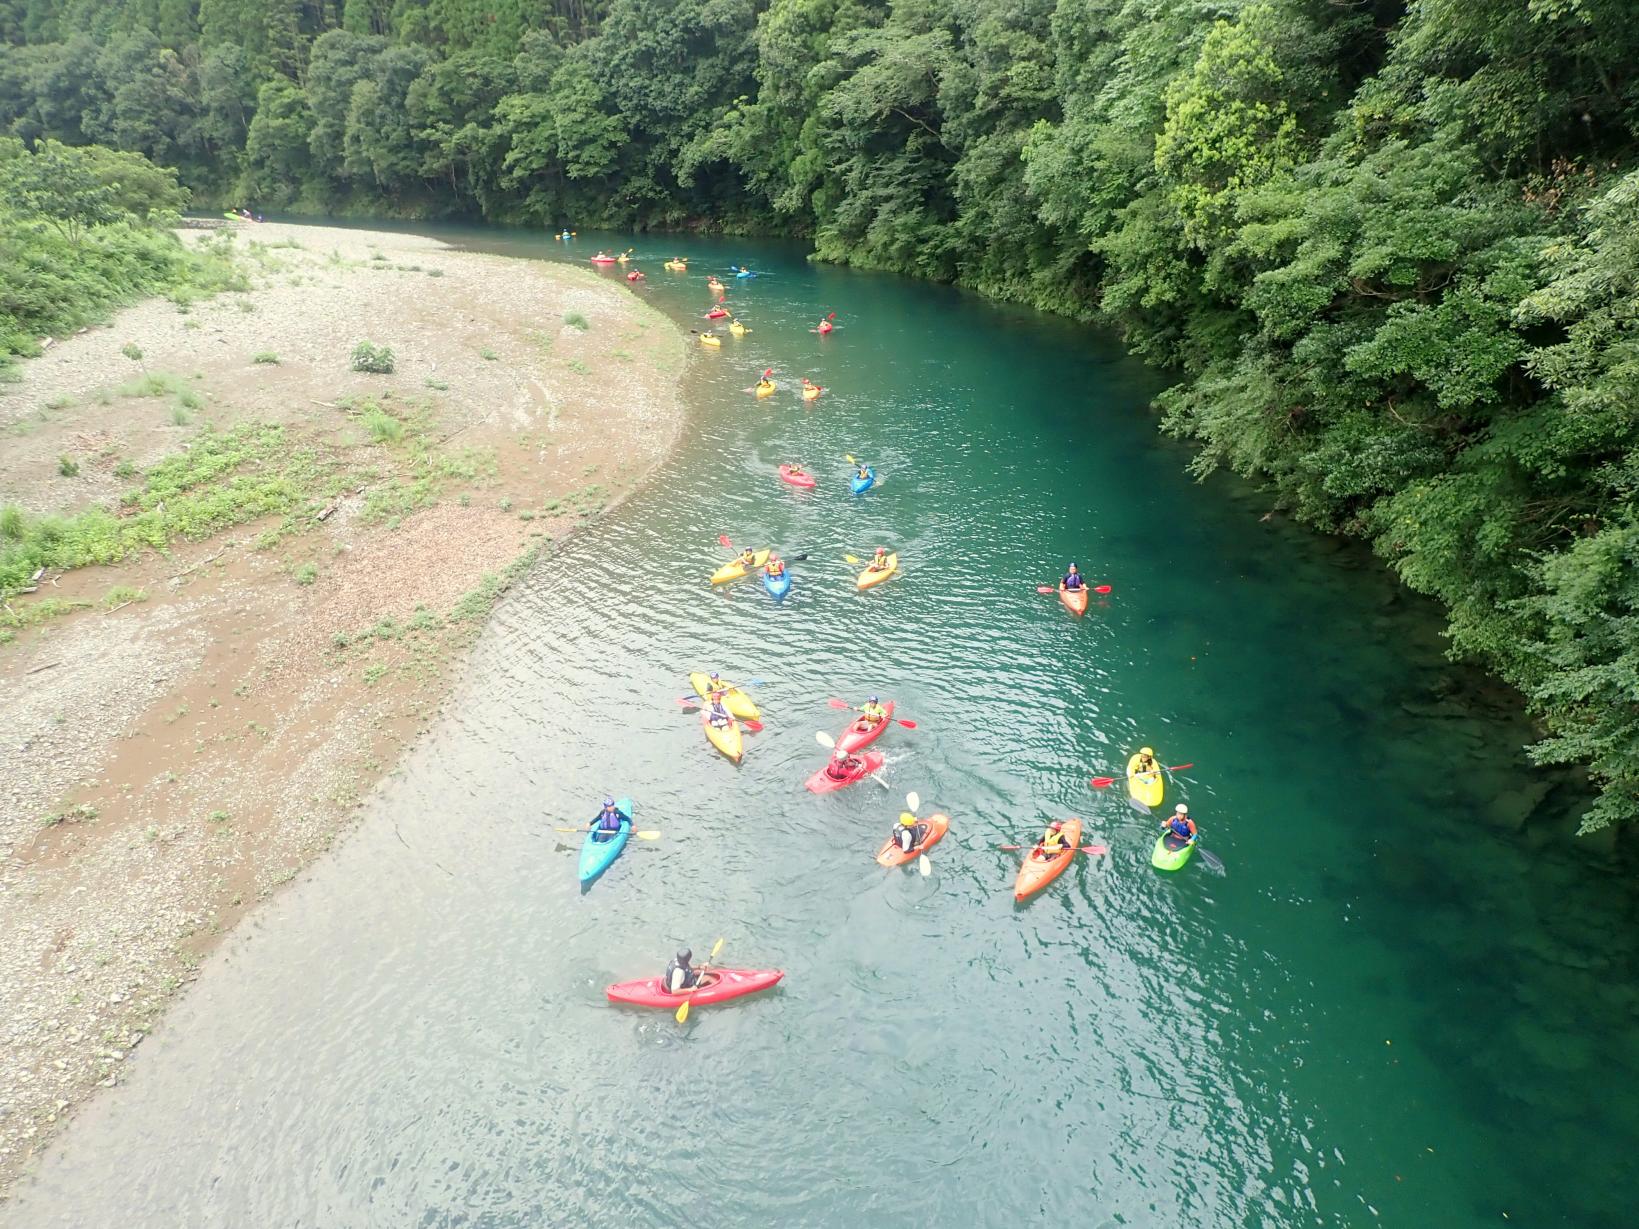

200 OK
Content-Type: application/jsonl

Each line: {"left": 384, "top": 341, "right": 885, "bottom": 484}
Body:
{"left": 8, "top": 230, "right": 1635, "bottom": 1229}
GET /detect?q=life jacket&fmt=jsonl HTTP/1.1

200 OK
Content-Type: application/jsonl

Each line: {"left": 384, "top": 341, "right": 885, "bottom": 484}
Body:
{"left": 1063, "top": 573, "right": 1084, "bottom": 590}
{"left": 597, "top": 808, "right": 623, "bottom": 831}
{"left": 1041, "top": 829, "right": 1068, "bottom": 853}
{"left": 766, "top": 560, "right": 784, "bottom": 576}
{"left": 739, "top": 554, "right": 756, "bottom": 568}
{"left": 664, "top": 961, "right": 698, "bottom": 993}
{"left": 1168, "top": 818, "right": 1197, "bottom": 840}
{"left": 895, "top": 826, "right": 917, "bottom": 851}
{"left": 861, "top": 704, "right": 885, "bottom": 725}
{"left": 710, "top": 704, "right": 731, "bottom": 725}
{"left": 828, "top": 757, "right": 856, "bottom": 780}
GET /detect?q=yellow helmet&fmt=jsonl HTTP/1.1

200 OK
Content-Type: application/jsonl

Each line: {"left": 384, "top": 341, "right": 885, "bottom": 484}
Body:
{"left": 1140, "top": 746, "right": 1154, "bottom": 757}
{"left": 899, "top": 813, "right": 917, "bottom": 826}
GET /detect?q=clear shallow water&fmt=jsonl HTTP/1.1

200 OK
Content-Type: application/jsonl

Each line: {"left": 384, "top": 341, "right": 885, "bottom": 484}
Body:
{"left": 10, "top": 230, "right": 1637, "bottom": 1228}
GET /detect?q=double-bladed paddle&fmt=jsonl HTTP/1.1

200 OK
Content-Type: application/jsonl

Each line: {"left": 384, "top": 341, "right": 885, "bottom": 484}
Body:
{"left": 675, "top": 936, "right": 725, "bottom": 1023}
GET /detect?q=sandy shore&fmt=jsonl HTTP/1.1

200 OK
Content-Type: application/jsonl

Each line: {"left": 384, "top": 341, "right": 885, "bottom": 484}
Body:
{"left": 0, "top": 222, "right": 686, "bottom": 1195}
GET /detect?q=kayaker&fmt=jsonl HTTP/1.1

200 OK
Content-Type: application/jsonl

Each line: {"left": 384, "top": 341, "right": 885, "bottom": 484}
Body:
{"left": 826, "top": 750, "right": 866, "bottom": 781}
{"left": 1062, "top": 563, "right": 1085, "bottom": 591}
{"left": 859, "top": 696, "right": 887, "bottom": 728}
{"left": 1163, "top": 804, "right": 1197, "bottom": 846}
{"left": 664, "top": 948, "right": 701, "bottom": 993}
{"left": 802, "top": 377, "right": 821, "bottom": 394}
{"left": 892, "top": 812, "right": 927, "bottom": 853}
{"left": 817, "top": 312, "right": 835, "bottom": 334}
{"left": 1133, "top": 746, "right": 1158, "bottom": 775}
{"left": 856, "top": 463, "right": 873, "bottom": 482}
{"left": 707, "top": 692, "right": 734, "bottom": 728}
{"left": 866, "top": 546, "right": 891, "bottom": 574}
{"left": 765, "top": 553, "right": 786, "bottom": 579}
{"left": 592, "top": 797, "right": 624, "bottom": 840}
{"left": 736, "top": 547, "right": 757, "bottom": 570}
{"left": 1033, "top": 820, "right": 1072, "bottom": 861}
{"left": 782, "top": 461, "right": 805, "bottom": 476}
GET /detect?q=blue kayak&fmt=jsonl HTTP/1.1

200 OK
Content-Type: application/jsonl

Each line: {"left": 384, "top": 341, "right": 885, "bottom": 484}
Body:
{"left": 578, "top": 797, "right": 634, "bottom": 884}
{"left": 850, "top": 467, "right": 876, "bottom": 495}
{"left": 763, "top": 568, "right": 792, "bottom": 601}
{"left": 735, "top": 269, "right": 757, "bottom": 279}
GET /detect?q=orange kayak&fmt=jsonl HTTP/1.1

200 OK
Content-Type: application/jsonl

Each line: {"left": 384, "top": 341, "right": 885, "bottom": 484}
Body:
{"left": 1013, "top": 817, "right": 1082, "bottom": 901}
{"left": 875, "top": 813, "right": 950, "bottom": 867}
{"left": 1059, "top": 585, "right": 1088, "bottom": 616}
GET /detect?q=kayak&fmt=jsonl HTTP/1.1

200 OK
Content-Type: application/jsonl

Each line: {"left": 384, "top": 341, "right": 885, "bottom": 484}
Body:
{"left": 850, "top": 467, "right": 876, "bottom": 495}
{"left": 856, "top": 553, "right": 899, "bottom": 591}
{"left": 700, "top": 333, "right": 721, "bottom": 347}
{"left": 1127, "top": 753, "right": 1164, "bottom": 809}
{"left": 664, "top": 260, "right": 688, "bottom": 271}
{"left": 709, "top": 549, "right": 769, "bottom": 585}
{"left": 875, "top": 812, "right": 949, "bottom": 867}
{"left": 616, "top": 253, "right": 630, "bottom": 263}
{"left": 735, "top": 270, "right": 757, "bottom": 279}
{"left": 802, "top": 384, "right": 823, "bottom": 401}
{"left": 703, "top": 710, "right": 743, "bottom": 763}
{"left": 688, "top": 672, "right": 759, "bottom": 720}
{"left": 1151, "top": 831, "right": 1195, "bottom": 872}
{"left": 835, "top": 699, "right": 895, "bottom": 754}
{"left": 578, "top": 797, "right": 633, "bottom": 884}
{"left": 1059, "top": 584, "right": 1088, "bottom": 617}
{"left": 626, "top": 271, "right": 644, "bottom": 282}
{"left": 756, "top": 382, "right": 777, "bottom": 398}
{"left": 778, "top": 464, "right": 815, "bottom": 488}
{"left": 763, "top": 567, "right": 792, "bottom": 601}
{"left": 1013, "top": 817, "right": 1082, "bottom": 901}
{"left": 818, "top": 320, "right": 834, "bottom": 334}
{"left": 729, "top": 321, "right": 749, "bottom": 336}
{"left": 705, "top": 307, "right": 729, "bottom": 319}
{"left": 707, "top": 279, "right": 725, "bottom": 291}
{"left": 590, "top": 256, "right": 616, "bottom": 265}
{"left": 606, "top": 968, "right": 783, "bottom": 1010}
{"left": 804, "top": 750, "right": 885, "bottom": 794}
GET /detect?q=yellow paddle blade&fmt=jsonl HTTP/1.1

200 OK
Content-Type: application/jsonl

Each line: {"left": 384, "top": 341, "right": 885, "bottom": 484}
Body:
{"left": 844, "top": 555, "right": 860, "bottom": 565}
{"left": 675, "top": 999, "right": 690, "bottom": 1023}
{"left": 845, "top": 454, "right": 857, "bottom": 464}
{"left": 634, "top": 830, "right": 662, "bottom": 840}
{"left": 709, "top": 936, "right": 725, "bottom": 960}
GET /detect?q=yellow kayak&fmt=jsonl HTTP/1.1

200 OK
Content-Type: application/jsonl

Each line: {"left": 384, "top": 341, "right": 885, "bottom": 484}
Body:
{"left": 700, "top": 332, "right": 721, "bottom": 347}
{"left": 856, "top": 553, "right": 899, "bottom": 591}
{"left": 755, "top": 381, "right": 776, "bottom": 398}
{"left": 703, "top": 710, "right": 743, "bottom": 762}
{"left": 728, "top": 320, "right": 749, "bottom": 336}
{"left": 802, "top": 384, "right": 823, "bottom": 401}
{"left": 689, "top": 673, "right": 759, "bottom": 720}
{"left": 710, "top": 549, "right": 769, "bottom": 585}
{"left": 664, "top": 260, "right": 688, "bottom": 271}
{"left": 1127, "top": 753, "right": 1164, "bottom": 809}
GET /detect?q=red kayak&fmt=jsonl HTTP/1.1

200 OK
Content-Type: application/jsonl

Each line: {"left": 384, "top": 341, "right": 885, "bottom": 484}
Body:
{"left": 705, "top": 307, "right": 730, "bottom": 319}
{"left": 605, "top": 968, "right": 784, "bottom": 1009}
{"left": 590, "top": 257, "right": 616, "bottom": 266}
{"left": 805, "top": 750, "right": 885, "bottom": 794}
{"left": 835, "top": 700, "right": 895, "bottom": 754}
{"left": 778, "top": 464, "right": 816, "bottom": 489}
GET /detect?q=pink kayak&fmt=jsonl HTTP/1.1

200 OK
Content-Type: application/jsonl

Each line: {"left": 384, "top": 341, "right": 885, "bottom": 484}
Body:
{"left": 804, "top": 750, "right": 885, "bottom": 794}
{"left": 705, "top": 307, "right": 730, "bottom": 319}
{"left": 590, "top": 257, "right": 616, "bottom": 265}
{"left": 835, "top": 700, "right": 895, "bottom": 754}
{"left": 778, "top": 464, "right": 816, "bottom": 489}
{"left": 605, "top": 968, "right": 784, "bottom": 1009}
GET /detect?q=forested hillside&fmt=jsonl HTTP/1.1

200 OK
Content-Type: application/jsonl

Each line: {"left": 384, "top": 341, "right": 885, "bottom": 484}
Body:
{"left": 3, "top": 0, "right": 1637, "bottom": 833}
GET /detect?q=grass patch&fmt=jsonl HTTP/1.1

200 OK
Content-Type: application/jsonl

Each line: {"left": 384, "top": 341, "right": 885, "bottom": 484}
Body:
{"left": 362, "top": 408, "right": 404, "bottom": 444}
{"left": 563, "top": 312, "right": 589, "bottom": 330}
{"left": 567, "top": 359, "right": 590, "bottom": 375}
{"left": 350, "top": 341, "right": 396, "bottom": 374}
{"left": 292, "top": 562, "right": 317, "bottom": 586}
{"left": 58, "top": 455, "right": 79, "bottom": 477}
{"left": 101, "top": 585, "right": 146, "bottom": 608}
{"left": 252, "top": 351, "right": 279, "bottom": 365}
{"left": 113, "top": 460, "right": 137, "bottom": 479}
{"left": 480, "top": 348, "right": 498, "bottom": 361}
{"left": 424, "top": 378, "right": 448, "bottom": 391}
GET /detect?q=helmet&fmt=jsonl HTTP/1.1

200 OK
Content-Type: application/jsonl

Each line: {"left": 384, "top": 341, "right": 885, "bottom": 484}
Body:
{"left": 868, "top": 696, "right": 879, "bottom": 704}
{"left": 1050, "top": 820, "right": 1064, "bottom": 831}
{"left": 900, "top": 813, "right": 917, "bottom": 827}
{"left": 677, "top": 948, "right": 692, "bottom": 964}
{"left": 603, "top": 796, "right": 614, "bottom": 807}
{"left": 1141, "top": 747, "right": 1154, "bottom": 757}
{"left": 1068, "top": 563, "right": 1079, "bottom": 571}
{"left": 1175, "top": 804, "right": 1188, "bottom": 815}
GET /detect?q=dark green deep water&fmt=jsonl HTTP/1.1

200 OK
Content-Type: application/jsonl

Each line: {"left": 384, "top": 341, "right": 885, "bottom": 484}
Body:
{"left": 10, "top": 229, "right": 1637, "bottom": 1228}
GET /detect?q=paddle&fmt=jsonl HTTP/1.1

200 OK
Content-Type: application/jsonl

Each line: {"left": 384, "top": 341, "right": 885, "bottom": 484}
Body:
{"left": 998, "top": 844, "right": 1110, "bottom": 855}
{"left": 903, "top": 791, "right": 933, "bottom": 876}
{"left": 556, "top": 826, "right": 663, "bottom": 840}
{"left": 675, "top": 936, "right": 725, "bottom": 1023}
{"left": 1088, "top": 763, "right": 1194, "bottom": 789}
{"left": 1037, "top": 583, "right": 1113, "bottom": 596}
{"left": 826, "top": 698, "right": 918, "bottom": 729}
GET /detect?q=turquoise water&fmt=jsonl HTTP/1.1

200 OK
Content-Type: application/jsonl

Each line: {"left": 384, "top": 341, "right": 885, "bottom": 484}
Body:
{"left": 10, "top": 230, "right": 1636, "bottom": 1228}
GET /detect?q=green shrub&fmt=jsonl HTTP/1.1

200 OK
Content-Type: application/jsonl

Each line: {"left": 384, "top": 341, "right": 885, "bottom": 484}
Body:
{"left": 563, "top": 312, "right": 589, "bottom": 330}
{"left": 252, "top": 351, "right": 279, "bottom": 365}
{"left": 350, "top": 341, "right": 395, "bottom": 374}
{"left": 101, "top": 584, "right": 146, "bottom": 608}
{"left": 293, "top": 562, "right": 317, "bottom": 585}
{"left": 113, "top": 460, "right": 136, "bottom": 478}
{"left": 362, "top": 408, "right": 404, "bottom": 444}
{"left": 58, "top": 455, "right": 79, "bottom": 477}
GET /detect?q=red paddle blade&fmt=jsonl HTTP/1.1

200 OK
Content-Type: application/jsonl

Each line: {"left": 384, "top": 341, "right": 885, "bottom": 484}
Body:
{"left": 1093, "top": 585, "right": 1112, "bottom": 594}
{"left": 827, "top": 698, "right": 850, "bottom": 709}
{"left": 741, "top": 719, "right": 764, "bottom": 733}
{"left": 1168, "top": 762, "right": 1194, "bottom": 772}
{"left": 896, "top": 719, "right": 917, "bottom": 729}
{"left": 1089, "top": 777, "right": 1117, "bottom": 788}
{"left": 1036, "top": 586, "right": 1055, "bottom": 595}
{"left": 718, "top": 534, "right": 732, "bottom": 549}
{"left": 1084, "top": 844, "right": 1109, "bottom": 856}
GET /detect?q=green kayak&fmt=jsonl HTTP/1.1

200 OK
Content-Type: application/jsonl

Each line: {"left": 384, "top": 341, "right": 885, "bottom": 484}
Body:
{"left": 1151, "top": 831, "right": 1195, "bottom": 872}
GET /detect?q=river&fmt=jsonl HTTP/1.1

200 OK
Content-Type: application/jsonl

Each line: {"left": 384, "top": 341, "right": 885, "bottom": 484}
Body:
{"left": 9, "top": 228, "right": 1636, "bottom": 1228}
